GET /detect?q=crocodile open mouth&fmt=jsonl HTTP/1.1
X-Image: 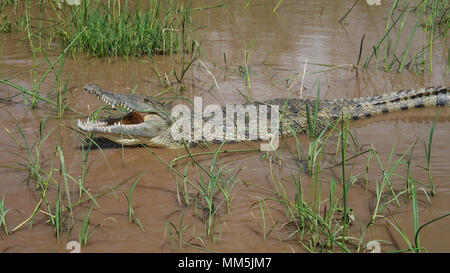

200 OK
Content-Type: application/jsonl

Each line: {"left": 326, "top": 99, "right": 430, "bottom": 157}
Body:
{"left": 77, "top": 84, "right": 170, "bottom": 145}
{"left": 77, "top": 111, "right": 156, "bottom": 133}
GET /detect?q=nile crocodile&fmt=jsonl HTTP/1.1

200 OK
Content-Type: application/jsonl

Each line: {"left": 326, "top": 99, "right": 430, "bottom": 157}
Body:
{"left": 77, "top": 84, "right": 449, "bottom": 148}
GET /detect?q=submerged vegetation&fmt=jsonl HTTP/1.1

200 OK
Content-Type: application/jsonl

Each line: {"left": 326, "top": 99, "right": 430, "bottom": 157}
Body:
{"left": 0, "top": 0, "right": 448, "bottom": 253}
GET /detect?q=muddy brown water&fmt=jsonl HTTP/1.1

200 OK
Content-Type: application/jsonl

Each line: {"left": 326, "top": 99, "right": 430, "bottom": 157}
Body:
{"left": 0, "top": 0, "right": 449, "bottom": 252}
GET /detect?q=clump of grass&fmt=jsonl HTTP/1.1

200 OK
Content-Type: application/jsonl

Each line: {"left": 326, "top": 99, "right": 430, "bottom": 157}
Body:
{"left": 367, "top": 140, "right": 427, "bottom": 226}
{"left": 251, "top": 197, "right": 278, "bottom": 241}
{"left": 363, "top": 0, "right": 448, "bottom": 73}
{"left": 165, "top": 209, "right": 189, "bottom": 248}
{"left": 178, "top": 143, "right": 240, "bottom": 241}
{"left": 0, "top": 14, "right": 11, "bottom": 32}
{"left": 339, "top": 114, "right": 351, "bottom": 248}
{"left": 257, "top": 168, "right": 354, "bottom": 252}
{"left": 242, "top": 40, "right": 255, "bottom": 101}
{"left": 146, "top": 141, "right": 242, "bottom": 247}
{"left": 253, "top": 107, "right": 447, "bottom": 252}
{"left": 78, "top": 206, "right": 101, "bottom": 247}
{"left": 14, "top": 119, "right": 54, "bottom": 187}
{"left": 0, "top": 195, "right": 10, "bottom": 236}
{"left": 57, "top": 0, "right": 194, "bottom": 58}
{"left": 421, "top": 110, "right": 439, "bottom": 195}
{"left": 164, "top": 209, "right": 214, "bottom": 251}
{"left": 0, "top": 118, "right": 106, "bottom": 246}
{"left": 124, "top": 171, "right": 147, "bottom": 231}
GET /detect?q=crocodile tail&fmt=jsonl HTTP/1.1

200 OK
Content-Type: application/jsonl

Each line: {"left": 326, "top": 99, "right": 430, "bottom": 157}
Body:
{"left": 339, "top": 86, "right": 449, "bottom": 120}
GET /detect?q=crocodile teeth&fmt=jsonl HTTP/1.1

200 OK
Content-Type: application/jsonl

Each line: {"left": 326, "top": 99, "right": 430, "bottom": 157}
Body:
{"left": 99, "top": 96, "right": 133, "bottom": 111}
{"left": 95, "top": 93, "right": 136, "bottom": 112}
{"left": 77, "top": 119, "right": 108, "bottom": 131}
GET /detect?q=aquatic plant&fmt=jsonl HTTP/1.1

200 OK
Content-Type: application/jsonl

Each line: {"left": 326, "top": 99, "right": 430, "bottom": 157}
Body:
{"left": 57, "top": 0, "right": 195, "bottom": 58}
{"left": 363, "top": 0, "right": 448, "bottom": 73}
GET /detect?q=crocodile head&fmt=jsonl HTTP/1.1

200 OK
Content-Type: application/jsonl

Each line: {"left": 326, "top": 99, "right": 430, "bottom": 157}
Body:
{"left": 77, "top": 83, "right": 173, "bottom": 147}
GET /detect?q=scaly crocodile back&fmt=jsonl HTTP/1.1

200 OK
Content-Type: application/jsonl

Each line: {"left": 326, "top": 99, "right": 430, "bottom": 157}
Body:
{"left": 265, "top": 86, "right": 448, "bottom": 136}
{"left": 326, "top": 86, "right": 448, "bottom": 119}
